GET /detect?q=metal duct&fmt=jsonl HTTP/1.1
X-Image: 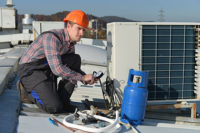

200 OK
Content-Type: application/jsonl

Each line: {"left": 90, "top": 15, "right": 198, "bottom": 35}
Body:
{"left": 22, "top": 14, "right": 34, "bottom": 25}
{"left": 6, "top": 0, "right": 13, "bottom": 7}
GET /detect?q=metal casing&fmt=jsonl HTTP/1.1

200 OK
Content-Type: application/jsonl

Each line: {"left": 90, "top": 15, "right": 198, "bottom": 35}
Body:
{"left": 0, "top": 7, "right": 17, "bottom": 29}
{"left": 22, "top": 14, "right": 34, "bottom": 25}
{"left": 75, "top": 44, "right": 107, "bottom": 66}
{"left": 32, "top": 21, "right": 64, "bottom": 39}
{"left": 107, "top": 22, "right": 140, "bottom": 92}
{"left": 107, "top": 22, "right": 200, "bottom": 101}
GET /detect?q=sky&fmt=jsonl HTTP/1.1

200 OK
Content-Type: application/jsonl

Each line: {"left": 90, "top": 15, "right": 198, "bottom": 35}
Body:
{"left": 0, "top": 0, "right": 200, "bottom": 22}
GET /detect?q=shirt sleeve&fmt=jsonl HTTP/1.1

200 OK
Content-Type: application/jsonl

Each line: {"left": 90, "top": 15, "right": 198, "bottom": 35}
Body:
{"left": 42, "top": 33, "right": 83, "bottom": 84}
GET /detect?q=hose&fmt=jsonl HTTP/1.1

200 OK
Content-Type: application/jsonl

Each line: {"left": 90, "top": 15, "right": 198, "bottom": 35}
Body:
{"left": 63, "top": 111, "right": 121, "bottom": 133}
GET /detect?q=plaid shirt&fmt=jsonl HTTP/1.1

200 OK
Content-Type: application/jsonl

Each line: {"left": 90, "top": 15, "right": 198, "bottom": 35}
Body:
{"left": 19, "top": 29, "right": 83, "bottom": 84}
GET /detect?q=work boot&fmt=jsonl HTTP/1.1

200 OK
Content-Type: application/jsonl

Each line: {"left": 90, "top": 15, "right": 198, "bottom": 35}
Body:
{"left": 17, "top": 81, "right": 33, "bottom": 104}
{"left": 63, "top": 101, "right": 77, "bottom": 113}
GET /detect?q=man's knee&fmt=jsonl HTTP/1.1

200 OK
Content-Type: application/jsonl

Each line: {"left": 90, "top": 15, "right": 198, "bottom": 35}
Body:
{"left": 62, "top": 53, "right": 81, "bottom": 67}
{"left": 74, "top": 54, "right": 81, "bottom": 63}
{"left": 69, "top": 54, "right": 81, "bottom": 67}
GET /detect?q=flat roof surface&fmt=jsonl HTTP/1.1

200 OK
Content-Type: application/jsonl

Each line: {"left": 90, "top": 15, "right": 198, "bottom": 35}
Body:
{"left": 0, "top": 46, "right": 200, "bottom": 133}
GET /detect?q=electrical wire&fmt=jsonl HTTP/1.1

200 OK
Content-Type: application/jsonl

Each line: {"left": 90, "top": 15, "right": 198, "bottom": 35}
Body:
{"left": 98, "top": 76, "right": 122, "bottom": 111}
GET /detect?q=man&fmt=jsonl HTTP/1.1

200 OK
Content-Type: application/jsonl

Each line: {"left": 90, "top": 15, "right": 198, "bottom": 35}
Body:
{"left": 17, "top": 10, "right": 95, "bottom": 114}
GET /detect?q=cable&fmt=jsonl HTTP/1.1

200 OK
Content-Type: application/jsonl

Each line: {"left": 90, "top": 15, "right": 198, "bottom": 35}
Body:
{"left": 99, "top": 76, "right": 122, "bottom": 110}
{"left": 99, "top": 78, "right": 109, "bottom": 109}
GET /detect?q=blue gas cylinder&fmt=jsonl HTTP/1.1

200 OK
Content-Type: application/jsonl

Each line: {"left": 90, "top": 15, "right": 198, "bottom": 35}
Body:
{"left": 120, "top": 69, "right": 149, "bottom": 125}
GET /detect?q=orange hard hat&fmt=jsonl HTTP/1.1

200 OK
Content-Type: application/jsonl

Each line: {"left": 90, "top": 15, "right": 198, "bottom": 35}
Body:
{"left": 63, "top": 10, "right": 89, "bottom": 29}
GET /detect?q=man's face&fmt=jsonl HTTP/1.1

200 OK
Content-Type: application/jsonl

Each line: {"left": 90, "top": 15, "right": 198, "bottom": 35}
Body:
{"left": 67, "top": 23, "right": 85, "bottom": 42}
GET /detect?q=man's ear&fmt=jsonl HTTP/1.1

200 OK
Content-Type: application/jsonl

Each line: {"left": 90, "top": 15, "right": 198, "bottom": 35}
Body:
{"left": 66, "top": 23, "right": 70, "bottom": 29}
{"left": 64, "top": 22, "right": 67, "bottom": 28}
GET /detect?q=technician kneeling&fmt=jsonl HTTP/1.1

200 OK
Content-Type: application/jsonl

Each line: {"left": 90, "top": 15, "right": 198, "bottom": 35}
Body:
{"left": 17, "top": 10, "right": 96, "bottom": 114}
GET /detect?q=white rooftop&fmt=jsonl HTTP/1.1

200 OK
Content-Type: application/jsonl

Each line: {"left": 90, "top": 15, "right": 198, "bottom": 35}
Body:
{"left": 0, "top": 45, "right": 200, "bottom": 133}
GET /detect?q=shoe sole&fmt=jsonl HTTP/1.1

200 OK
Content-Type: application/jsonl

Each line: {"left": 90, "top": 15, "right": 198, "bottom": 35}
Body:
{"left": 17, "top": 80, "right": 33, "bottom": 104}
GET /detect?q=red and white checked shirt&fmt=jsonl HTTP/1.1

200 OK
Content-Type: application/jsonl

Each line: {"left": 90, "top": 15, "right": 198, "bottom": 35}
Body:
{"left": 19, "top": 28, "right": 83, "bottom": 84}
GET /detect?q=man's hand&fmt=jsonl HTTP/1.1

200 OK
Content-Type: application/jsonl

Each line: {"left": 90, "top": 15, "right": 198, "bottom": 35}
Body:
{"left": 81, "top": 74, "right": 97, "bottom": 85}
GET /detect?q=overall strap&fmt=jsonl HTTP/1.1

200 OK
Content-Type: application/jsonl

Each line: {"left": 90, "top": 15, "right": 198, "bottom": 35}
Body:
{"left": 40, "top": 31, "right": 62, "bottom": 43}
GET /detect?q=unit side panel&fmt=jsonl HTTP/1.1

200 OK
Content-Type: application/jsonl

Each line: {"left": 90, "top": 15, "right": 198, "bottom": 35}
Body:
{"left": 107, "top": 23, "right": 140, "bottom": 91}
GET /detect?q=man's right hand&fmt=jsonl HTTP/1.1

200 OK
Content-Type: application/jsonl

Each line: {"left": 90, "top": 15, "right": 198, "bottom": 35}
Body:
{"left": 81, "top": 74, "right": 95, "bottom": 85}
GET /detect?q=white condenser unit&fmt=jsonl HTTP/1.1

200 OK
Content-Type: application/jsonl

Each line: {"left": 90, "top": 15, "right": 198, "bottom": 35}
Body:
{"left": 107, "top": 22, "right": 200, "bottom": 100}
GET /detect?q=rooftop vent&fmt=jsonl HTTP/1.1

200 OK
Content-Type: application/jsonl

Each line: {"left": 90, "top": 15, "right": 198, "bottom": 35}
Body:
{"left": 22, "top": 14, "right": 34, "bottom": 25}
{"left": 6, "top": 0, "right": 14, "bottom": 7}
